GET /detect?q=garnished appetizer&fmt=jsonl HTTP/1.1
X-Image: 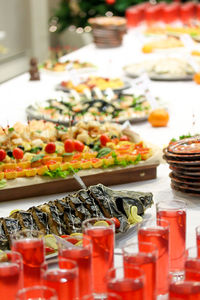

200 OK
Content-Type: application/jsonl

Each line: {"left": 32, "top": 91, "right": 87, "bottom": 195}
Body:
{"left": 41, "top": 59, "right": 96, "bottom": 72}
{"left": 0, "top": 120, "right": 152, "bottom": 182}
{"left": 60, "top": 76, "right": 125, "bottom": 93}
{"left": 27, "top": 94, "right": 152, "bottom": 124}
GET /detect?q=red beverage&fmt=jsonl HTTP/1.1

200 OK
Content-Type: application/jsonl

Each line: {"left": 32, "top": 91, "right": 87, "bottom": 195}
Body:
{"left": 138, "top": 224, "right": 169, "bottom": 295}
{"left": 83, "top": 218, "right": 114, "bottom": 294}
{"left": 16, "top": 286, "right": 58, "bottom": 300}
{"left": 197, "top": 4, "right": 200, "bottom": 20}
{"left": 185, "top": 258, "right": 200, "bottom": 281}
{"left": 163, "top": 3, "right": 180, "bottom": 24}
{"left": 196, "top": 226, "right": 200, "bottom": 257}
{"left": 126, "top": 8, "right": 141, "bottom": 27}
{"left": 0, "top": 262, "right": 21, "bottom": 299}
{"left": 180, "top": 2, "right": 196, "bottom": 24}
{"left": 42, "top": 258, "right": 78, "bottom": 300}
{"left": 107, "top": 266, "right": 144, "bottom": 300}
{"left": 82, "top": 293, "right": 122, "bottom": 300}
{"left": 0, "top": 251, "right": 23, "bottom": 300}
{"left": 58, "top": 236, "right": 92, "bottom": 298}
{"left": 169, "top": 281, "right": 200, "bottom": 299}
{"left": 12, "top": 238, "right": 45, "bottom": 287}
{"left": 145, "top": 5, "right": 158, "bottom": 25}
{"left": 157, "top": 209, "right": 186, "bottom": 272}
{"left": 124, "top": 254, "right": 156, "bottom": 300}
{"left": 43, "top": 269, "right": 78, "bottom": 300}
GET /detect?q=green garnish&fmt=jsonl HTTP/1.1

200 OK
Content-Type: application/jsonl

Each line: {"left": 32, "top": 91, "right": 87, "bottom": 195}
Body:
{"left": 31, "top": 154, "right": 45, "bottom": 163}
{"left": 62, "top": 152, "right": 74, "bottom": 156}
{"left": 30, "top": 147, "right": 42, "bottom": 153}
{"left": 55, "top": 125, "right": 68, "bottom": 132}
{"left": 44, "top": 167, "right": 79, "bottom": 178}
{"left": 133, "top": 154, "right": 142, "bottom": 164}
{"left": 97, "top": 147, "right": 112, "bottom": 158}
{"left": 8, "top": 127, "right": 14, "bottom": 132}
{"left": 0, "top": 179, "right": 7, "bottom": 189}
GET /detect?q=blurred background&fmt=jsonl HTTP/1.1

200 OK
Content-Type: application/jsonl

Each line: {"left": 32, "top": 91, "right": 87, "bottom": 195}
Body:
{"left": 1, "top": 0, "right": 199, "bottom": 82}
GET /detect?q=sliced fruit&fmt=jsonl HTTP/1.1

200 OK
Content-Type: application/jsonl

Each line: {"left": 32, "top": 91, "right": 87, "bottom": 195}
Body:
{"left": 9, "top": 209, "right": 19, "bottom": 216}
{"left": 44, "top": 234, "right": 58, "bottom": 250}
{"left": 75, "top": 240, "right": 83, "bottom": 247}
{"left": 70, "top": 233, "right": 83, "bottom": 237}
{"left": 128, "top": 206, "right": 143, "bottom": 225}
{"left": 0, "top": 251, "right": 8, "bottom": 262}
{"left": 94, "top": 220, "right": 109, "bottom": 227}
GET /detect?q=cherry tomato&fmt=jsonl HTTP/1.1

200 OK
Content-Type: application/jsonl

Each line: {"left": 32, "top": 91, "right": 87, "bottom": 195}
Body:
{"left": 64, "top": 139, "right": 75, "bottom": 153}
{"left": 13, "top": 148, "right": 24, "bottom": 159}
{"left": 0, "top": 149, "right": 6, "bottom": 161}
{"left": 100, "top": 134, "right": 110, "bottom": 146}
{"left": 120, "top": 135, "right": 130, "bottom": 141}
{"left": 45, "top": 142, "right": 56, "bottom": 154}
{"left": 45, "top": 246, "right": 55, "bottom": 255}
{"left": 74, "top": 140, "right": 84, "bottom": 152}
{"left": 111, "top": 217, "right": 121, "bottom": 229}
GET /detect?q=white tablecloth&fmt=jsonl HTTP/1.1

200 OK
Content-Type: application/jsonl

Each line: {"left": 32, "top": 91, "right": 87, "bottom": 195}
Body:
{"left": 0, "top": 29, "right": 200, "bottom": 250}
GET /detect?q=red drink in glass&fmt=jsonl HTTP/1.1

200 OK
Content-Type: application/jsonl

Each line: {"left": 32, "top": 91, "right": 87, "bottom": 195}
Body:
{"left": 107, "top": 266, "right": 144, "bottom": 300}
{"left": 197, "top": 4, "right": 200, "bottom": 20}
{"left": 0, "top": 251, "right": 23, "bottom": 300}
{"left": 195, "top": 226, "right": 200, "bottom": 257}
{"left": 82, "top": 293, "right": 122, "bottom": 300}
{"left": 169, "top": 281, "right": 200, "bottom": 299}
{"left": 138, "top": 219, "right": 169, "bottom": 295}
{"left": 163, "top": 3, "right": 180, "bottom": 24}
{"left": 58, "top": 236, "right": 92, "bottom": 298}
{"left": 157, "top": 200, "right": 186, "bottom": 272}
{"left": 123, "top": 242, "right": 157, "bottom": 300}
{"left": 82, "top": 218, "right": 115, "bottom": 294}
{"left": 126, "top": 7, "right": 141, "bottom": 27}
{"left": 16, "top": 286, "right": 58, "bottom": 300}
{"left": 12, "top": 238, "right": 44, "bottom": 287}
{"left": 185, "top": 247, "right": 200, "bottom": 282}
{"left": 180, "top": 2, "right": 196, "bottom": 24}
{"left": 42, "top": 258, "right": 78, "bottom": 300}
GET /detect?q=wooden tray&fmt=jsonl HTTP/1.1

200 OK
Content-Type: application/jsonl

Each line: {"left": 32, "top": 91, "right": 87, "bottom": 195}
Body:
{"left": 0, "top": 163, "right": 159, "bottom": 202}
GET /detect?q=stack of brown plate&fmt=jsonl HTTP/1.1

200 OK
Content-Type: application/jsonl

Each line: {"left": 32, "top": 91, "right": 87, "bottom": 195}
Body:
{"left": 88, "top": 16, "right": 127, "bottom": 48}
{"left": 163, "top": 136, "right": 200, "bottom": 196}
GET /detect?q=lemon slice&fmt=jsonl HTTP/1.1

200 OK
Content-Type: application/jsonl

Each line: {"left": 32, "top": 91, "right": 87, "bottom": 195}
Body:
{"left": 128, "top": 206, "right": 143, "bottom": 225}
{"left": 44, "top": 234, "right": 58, "bottom": 250}
{"left": 94, "top": 220, "right": 109, "bottom": 227}
{"left": 9, "top": 209, "right": 19, "bottom": 216}
{"left": 75, "top": 240, "right": 83, "bottom": 247}
{"left": 0, "top": 251, "right": 8, "bottom": 262}
{"left": 70, "top": 233, "right": 83, "bottom": 237}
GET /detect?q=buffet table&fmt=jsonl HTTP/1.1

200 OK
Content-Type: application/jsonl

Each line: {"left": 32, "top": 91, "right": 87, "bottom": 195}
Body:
{"left": 0, "top": 29, "right": 200, "bottom": 251}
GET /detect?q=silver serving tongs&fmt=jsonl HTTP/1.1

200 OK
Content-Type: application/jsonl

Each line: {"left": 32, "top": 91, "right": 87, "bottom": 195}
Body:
{"left": 71, "top": 168, "right": 87, "bottom": 190}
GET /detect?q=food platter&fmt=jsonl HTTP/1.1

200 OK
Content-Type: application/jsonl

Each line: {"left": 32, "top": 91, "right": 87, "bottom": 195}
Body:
{"left": 0, "top": 119, "right": 161, "bottom": 201}
{"left": 40, "top": 59, "right": 97, "bottom": 74}
{"left": 0, "top": 183, "right": 154, "bottom": 251}
{"left": 123, "top": 57, "right": 198, "bottom": 81}
{"left": 56, "top": 77, "right": 131, "bottom": 93}
{"left": 26, "top": 93, "right": 152, "bottom": 125}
